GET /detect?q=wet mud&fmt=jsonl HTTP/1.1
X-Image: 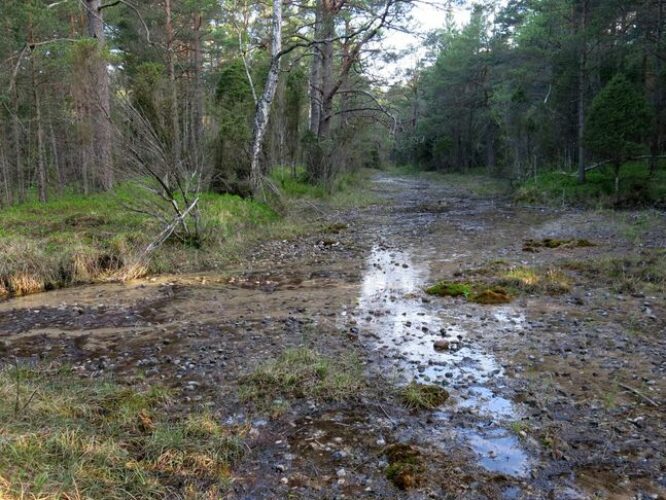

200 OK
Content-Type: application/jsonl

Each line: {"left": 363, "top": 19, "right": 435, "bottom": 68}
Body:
{"left": 1, "top": 174, "right": 665, "bottom": 499}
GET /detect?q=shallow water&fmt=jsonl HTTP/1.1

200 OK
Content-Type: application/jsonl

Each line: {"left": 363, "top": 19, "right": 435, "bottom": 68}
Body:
{"left": 462, "top": 428, "right": 530, "bottom": 477}
{"left": 357, "top": 244, "right": 531, "bottom": 477}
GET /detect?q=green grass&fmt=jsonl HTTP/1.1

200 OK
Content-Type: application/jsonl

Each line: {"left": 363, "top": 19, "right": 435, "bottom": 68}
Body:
{"left": 0, "top": 180, "right": 315, "bottom": 298}
{"left": 238, "top": 347, "right": 365, "bottom": 411}
{"left": 509, "top": 421, "right": 531, "bottom": 438}
{"left": 0, "top": 167, "right": 378, "bottom": 298}
{"left": 515, "top": 162, "right": 666, "bottom": 207}
{"left": 0, "top": 365, "right": 245, "bottom": 499}
{"left": 270, "top": 166, "right": 328, "bottom": 198}
{"left": 270, "top": 165, "right": 381, "bottom": 207}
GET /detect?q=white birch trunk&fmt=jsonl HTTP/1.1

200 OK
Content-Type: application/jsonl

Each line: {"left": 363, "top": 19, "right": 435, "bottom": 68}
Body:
{"left": 250, "top": 0, "right": 282, "bottom": 194}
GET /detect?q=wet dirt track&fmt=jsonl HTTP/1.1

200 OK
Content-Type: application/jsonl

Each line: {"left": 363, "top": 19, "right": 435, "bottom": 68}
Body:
{"left": 1, "top": 174, "right": 665, "bottom": 499}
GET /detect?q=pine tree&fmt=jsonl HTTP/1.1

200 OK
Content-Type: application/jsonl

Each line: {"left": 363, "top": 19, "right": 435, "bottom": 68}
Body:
{"left": 584, "top": 74, "right": 652, "bottom": 193}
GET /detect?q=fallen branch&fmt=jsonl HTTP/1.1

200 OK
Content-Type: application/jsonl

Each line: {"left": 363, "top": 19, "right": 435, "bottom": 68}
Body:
{"left": 570, "top": 155, "right": 666, "bottom": 175}
{"left": 118, "top": 197, "right": 199, "bottom": 281}
{"left": 618, "top": 383, "right": 659, "bottom": 407}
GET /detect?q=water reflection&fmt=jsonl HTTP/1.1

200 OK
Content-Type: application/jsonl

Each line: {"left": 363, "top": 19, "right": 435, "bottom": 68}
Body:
{"left": 357, "top": 245, "right": 531, "bottom": 477}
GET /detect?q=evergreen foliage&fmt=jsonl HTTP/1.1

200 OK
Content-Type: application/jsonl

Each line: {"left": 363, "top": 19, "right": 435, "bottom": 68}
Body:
{"left": 584, "top": 74, "right": 652, "bottom": 166}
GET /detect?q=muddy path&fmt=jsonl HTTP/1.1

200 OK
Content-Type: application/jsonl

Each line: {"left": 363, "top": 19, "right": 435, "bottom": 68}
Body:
{"left": 1, "top": 174, "right": 665, "bottom": 499}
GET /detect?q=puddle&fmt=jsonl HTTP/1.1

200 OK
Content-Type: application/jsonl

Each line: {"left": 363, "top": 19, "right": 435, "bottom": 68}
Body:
{"left": 357, "top": 246, "right": 502, "bottom": 385}
{"left": 462, "top": 429, "right": 530, "bottom": 477}
{"left": 456, "top": 386, "right": 516, "bottom": 420}
{"left": 357, "top": 244, "right": 531, "bottom": 477}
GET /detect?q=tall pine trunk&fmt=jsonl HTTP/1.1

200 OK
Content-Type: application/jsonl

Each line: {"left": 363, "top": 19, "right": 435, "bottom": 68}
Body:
{"left": 85, "top": 0, "right": 113, "bottom": 191}
{"left": 165, "top": 0, "right": 181, "bottom": 170}
{"left": 650, "top": 0, "right": 664, "bottom": 176}
{"left": 577, "top": 0, "right": 588, "bottom": 184}
{"left": 192, "top": 12, "right": 204, "bottom": 150}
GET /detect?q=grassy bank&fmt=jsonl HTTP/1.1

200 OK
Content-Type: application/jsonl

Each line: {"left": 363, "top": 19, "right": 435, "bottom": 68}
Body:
{"left": 0, "top": 365, "right": 245, "bottom": 498}
{"left": 514, "top": 162, "right": 666, "bottom": 208}
{"left": 389, "top": 162, "right": 666, "bottom": 208}
{"left": 0, "top": 170, "right": 375, "bottom": 299}
{"left": 0, "top": 184, "right": 280, "bottom": 298}
{"left": 270, "top": 166, "right": 381, "bottom": 207}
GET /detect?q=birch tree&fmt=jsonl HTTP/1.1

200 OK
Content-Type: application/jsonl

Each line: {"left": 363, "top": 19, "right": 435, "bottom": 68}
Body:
{"left": 249, "top": 0, "right": 283, "bottom": 195}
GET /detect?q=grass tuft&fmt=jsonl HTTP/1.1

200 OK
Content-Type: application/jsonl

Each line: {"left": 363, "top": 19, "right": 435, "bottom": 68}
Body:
{"left": 499, "top": 266, "right": 571, "bottom": 295}
{"left": 399, "top": 382, "right": 449, "bottom": 410}
{"left": 0, "top": 365, "right": 244, "bottom": 499}
{"left": 239, "top": 348, "right": 365, "bottom": 408}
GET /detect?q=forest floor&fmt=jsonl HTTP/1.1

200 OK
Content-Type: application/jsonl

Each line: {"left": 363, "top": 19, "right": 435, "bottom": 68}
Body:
{"left": 1, "top": 172, "right": 665, "bottom": 499}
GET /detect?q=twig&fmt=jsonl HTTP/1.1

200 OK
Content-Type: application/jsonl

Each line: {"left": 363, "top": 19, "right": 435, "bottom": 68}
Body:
{"left": 619, "top": 383, "right": 659, "bottom": 407}
{"left": 118, "top": 198, "right": 199, "bottom": 280}
{"left": 20, "top": 389, "right": 39, "bottom": 413}
{"left": 377, "top": 403, "right": 396, "bottom": 425}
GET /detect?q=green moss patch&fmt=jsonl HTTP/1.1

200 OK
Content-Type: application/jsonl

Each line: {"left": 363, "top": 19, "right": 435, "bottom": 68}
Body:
{"left": 384, "top": 444, "right": 426, "bottom": 490}
{"left": 425, "top": 279, "right": 514, "bottom": 304}
{"left": 523, "top": 238, "right": 595, "bottom": 253}
{"left": 428, "top": 262, "right": 577, "bottom": 303}
{"left": 425, "top": 281, "right": 472, "bottom": 297}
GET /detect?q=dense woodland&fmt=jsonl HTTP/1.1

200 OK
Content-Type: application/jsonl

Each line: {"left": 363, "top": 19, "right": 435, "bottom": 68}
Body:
{"left": 0, "top": 0, "right": 404, "bottom": 206}
{"left": 0, "top": 0, "right": 664, "bottom": 208}
{"left": 394, "top": 0, "right": 665, "bottom": 188}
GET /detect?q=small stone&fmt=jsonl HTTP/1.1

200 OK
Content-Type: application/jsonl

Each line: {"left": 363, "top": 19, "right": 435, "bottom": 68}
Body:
{"left": 434, "top": 340, "right": 449, "bottom": 351}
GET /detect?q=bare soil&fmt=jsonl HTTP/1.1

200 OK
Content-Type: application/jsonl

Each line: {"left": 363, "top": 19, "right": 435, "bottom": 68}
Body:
{"left": 1, "top": 174, "right": 664, "bottom": 499}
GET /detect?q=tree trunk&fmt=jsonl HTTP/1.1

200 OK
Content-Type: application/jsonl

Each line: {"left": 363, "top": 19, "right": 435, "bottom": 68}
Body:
{"left": 0, "top": 138, "right": 11, "bottom": 206}
{"left": 650, "top": 0, "right": 664, "bottom": 176}
{"left": 85, "top": 0, "right": 113, "bottom": 191}
{"left": 318, "top": 9, "right": 335, "bottom": 141}
{"left": 309, "top": 3, "right": 323, "bottom": 137}
{"left": 192, "top": 12, "right": 204, "bottom": 150}
{"left": 165, "top": 0, "right": 181, "bottom": 170}
{"left": 249, "top": 0, "right": 283, "bottom": 194}
{"left": 12, "top": 93, "right": 24, "bottom": 203}
{"left": 31, "top": 52, "right": 47, "bottom": 203}
{"left": 50, "top": 122, "right": 64, "bottom": 195}
{"left": 577, "top": 0, "right": 588, "bottom": 184}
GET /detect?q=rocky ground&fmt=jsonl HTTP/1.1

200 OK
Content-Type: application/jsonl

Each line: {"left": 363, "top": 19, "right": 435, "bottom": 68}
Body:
{"left": 1, "top": 174, "right": 664, "bottom": 499}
